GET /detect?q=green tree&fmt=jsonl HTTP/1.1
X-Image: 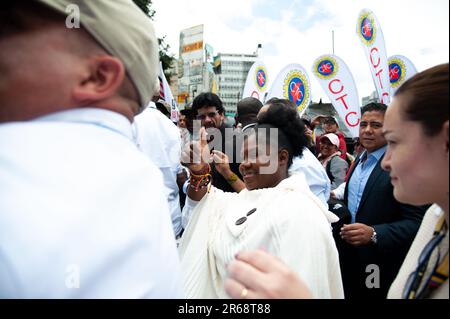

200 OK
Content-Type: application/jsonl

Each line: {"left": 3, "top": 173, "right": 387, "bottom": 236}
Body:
{"left": 132, "top": 0, "right": 155, "bottom": 18}
{"left": 132, "top": 0, "right": 176, "bottom": 83}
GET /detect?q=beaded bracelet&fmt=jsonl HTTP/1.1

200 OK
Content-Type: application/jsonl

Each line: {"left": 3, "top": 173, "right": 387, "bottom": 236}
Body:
{"left": 189, "top": 176, "right": 211, "bottom": 191}
{"left": 189, "top": 174, "right": 211, "bottom": 192}
{"left": 190, "top": 164, "right": 211, "bottom": 177}
{"left": 189, "top": 165, "right": 212, "bottom": 192}
{"left": 226, "top": 172, "right": 239, "bottom": 184}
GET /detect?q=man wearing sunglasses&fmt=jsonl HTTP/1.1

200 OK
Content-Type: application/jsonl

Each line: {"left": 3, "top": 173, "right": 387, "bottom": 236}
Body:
{"left": 191, "top": 93, "right": 243, "bottom": 193}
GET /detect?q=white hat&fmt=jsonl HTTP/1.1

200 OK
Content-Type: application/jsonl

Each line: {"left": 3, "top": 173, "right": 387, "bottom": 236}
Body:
{"left": 320, "top": 133, "right": 340, "bottom": 148}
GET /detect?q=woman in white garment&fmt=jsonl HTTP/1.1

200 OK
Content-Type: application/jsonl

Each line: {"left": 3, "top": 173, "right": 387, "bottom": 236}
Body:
{"left": 225, "top": 63, "right": 449, "bottom": 299}
{"left": 179, "top": 99, "right": 344, "bottom": 299}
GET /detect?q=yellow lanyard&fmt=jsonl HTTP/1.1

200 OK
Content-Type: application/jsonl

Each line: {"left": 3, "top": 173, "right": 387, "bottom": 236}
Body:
{"left": 428, "top": 217, "right": 449, "bottom": 288}
{"left": 405, "top": 215, "right": 448, "bottom": 299}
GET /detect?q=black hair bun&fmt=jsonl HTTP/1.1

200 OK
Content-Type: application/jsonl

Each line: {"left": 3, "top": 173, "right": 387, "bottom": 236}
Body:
{"left": 257, "top": 99, "right": 307, "bottom": 158}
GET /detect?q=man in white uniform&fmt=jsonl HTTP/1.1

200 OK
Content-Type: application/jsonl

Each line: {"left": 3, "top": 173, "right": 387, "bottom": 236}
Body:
{"left": 134, "top": 103, "right": 183, "bottom": 237}
{"left": 289, "top": 148, "right": 331, "bottom": 208}
{"left": 0, "top": 0, "right": 182, "bottom": 298}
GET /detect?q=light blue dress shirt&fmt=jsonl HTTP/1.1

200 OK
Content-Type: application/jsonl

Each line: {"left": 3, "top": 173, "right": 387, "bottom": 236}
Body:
{"left": 347, "top": 145, "right": 387, "bottom": 223}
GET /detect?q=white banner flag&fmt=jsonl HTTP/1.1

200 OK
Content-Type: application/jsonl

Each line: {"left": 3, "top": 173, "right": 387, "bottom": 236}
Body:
{"left": 158, "top": 62, "right": 179, "bottom": 122}
{"left": 265, "top": 63, "right": 311, "bottom": 115}
{"left": 357, "top": 9, "right": 391, "bottom": 105}
{"left": 388, "top": 55, "right": 418, "bottom": 95}
{"left": 242, "top": 61, "right": 269, "bottom": 103}
{"left": 312, "top": 55, "right": 361, "bottom": 138}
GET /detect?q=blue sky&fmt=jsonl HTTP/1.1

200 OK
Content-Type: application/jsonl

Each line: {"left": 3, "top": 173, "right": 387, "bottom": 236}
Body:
{"left": 153, "top": 0, "right": 449, "bottom": 101}
{"left": 253, "top": 0, "right": 333, "bottom": 31}
{"left": 253, "top": 0, "right": 294, "bottom": 21}
{"left": 225, "top": 0, "right": 333, "bottom": 35}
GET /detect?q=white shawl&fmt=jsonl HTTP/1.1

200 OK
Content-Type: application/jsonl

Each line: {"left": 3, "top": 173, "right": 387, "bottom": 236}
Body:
{"left": 178, "top": 173, "right": 344, "bottom": 299}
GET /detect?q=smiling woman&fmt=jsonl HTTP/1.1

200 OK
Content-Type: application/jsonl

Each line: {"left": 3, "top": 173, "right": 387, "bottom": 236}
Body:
{"left": 239, "top": 101, "right": 306, "bottom": 190}
{"left": 179, "top": 99, "right": 344, "bottom": 299}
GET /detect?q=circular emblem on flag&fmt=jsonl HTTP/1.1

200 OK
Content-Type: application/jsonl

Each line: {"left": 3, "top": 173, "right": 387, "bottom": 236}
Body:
{"left": 389, "top": 58, "right": 406, "bottom": 88}
{"left": 313, "top": 56, "right": 338, "bottom": 79}
{"left": 255, "top": 67, "right": 268, "bottom": 91}
{"left": 358, "top": 13, "right": 376, "bottom": 45}
{"left": 283, "top": 70, "right": 310, "bottom": 112}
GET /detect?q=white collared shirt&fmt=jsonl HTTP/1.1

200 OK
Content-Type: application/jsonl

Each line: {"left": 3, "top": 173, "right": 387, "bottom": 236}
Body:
{"left": 289, "top": 147, "right": 331, "bottom": 208}
{"left": 0, "top": 108, "right": 183, "bottom": 298}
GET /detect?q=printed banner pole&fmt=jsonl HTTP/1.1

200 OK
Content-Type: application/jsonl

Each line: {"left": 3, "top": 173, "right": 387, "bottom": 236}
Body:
{"left": 265, "top": 63, "right": 312, "bottom": 115}
{"left": 388, "top": 55, "right": 418, "bottom": 95}
{"left": 159, "top": 62, "right": 180, "bottom": 122}
{"left": 242, "top": 61, "right": 269, "bottom": 103}
{"left": 312, "top": 55, "right": 361, "bottom": 138}
{"left": 357, "top": 9, "right": 391, "bottom": 105}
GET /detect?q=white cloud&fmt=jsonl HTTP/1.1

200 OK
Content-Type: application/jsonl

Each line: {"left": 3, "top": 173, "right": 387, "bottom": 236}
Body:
{"left": 152, "top": 0, "right": 449, "bottom": 102}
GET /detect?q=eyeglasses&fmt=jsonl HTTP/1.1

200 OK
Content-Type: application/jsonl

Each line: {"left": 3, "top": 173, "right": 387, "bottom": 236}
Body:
{"left": 402, "top": 230, "right": 446, "bottom": 299}
{"left": 196, "top": 111, "right": 220, "bottom": 120}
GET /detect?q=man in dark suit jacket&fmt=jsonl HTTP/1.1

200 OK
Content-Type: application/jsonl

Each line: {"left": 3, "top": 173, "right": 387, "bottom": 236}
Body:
{"left": 337, "top": 103, "right": 426, "bottom": 299}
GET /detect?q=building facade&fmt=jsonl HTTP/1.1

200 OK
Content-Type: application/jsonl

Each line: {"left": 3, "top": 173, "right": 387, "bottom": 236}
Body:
{"left": 362, "top": 90, "right": 380, "bottom": 106}
{"left": 214, "top": 52, "right": 258, "bottom": 115}
{"left": 177, "top": 25, "right": 205, "bottom": 109}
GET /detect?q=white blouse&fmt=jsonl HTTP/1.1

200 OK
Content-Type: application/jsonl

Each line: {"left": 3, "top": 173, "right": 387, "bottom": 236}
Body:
{"left": 179, "top": 173, "right": 344, "bottom": 299}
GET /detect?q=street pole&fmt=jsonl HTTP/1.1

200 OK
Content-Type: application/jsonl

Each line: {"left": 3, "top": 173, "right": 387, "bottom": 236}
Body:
{"left": 332, "top": 30, "right": 335, "bottom": 55}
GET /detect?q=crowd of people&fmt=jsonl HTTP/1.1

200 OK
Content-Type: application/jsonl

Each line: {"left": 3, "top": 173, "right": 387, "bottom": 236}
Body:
{"left": 0, "top": 0, "right": 448, "bottom": 299}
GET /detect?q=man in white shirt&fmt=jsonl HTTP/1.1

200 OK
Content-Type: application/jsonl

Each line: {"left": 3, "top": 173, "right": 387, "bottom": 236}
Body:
{"left": 0, "top": 0, "right": 182, "bottom": 298}
{"left": 289, "top": 148, "right": 331, "bottom": 208}
{"left": 134, "top": 103, "right": 183, "bottom": 237}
